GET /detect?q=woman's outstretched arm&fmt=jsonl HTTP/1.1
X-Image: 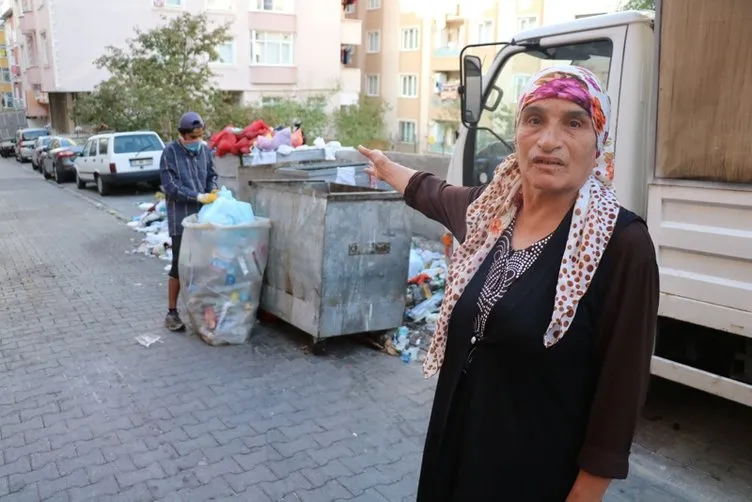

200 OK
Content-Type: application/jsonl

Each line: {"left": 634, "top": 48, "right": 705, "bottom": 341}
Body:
{"left": 358, "top": 146, "right": 485, "bottom": 242}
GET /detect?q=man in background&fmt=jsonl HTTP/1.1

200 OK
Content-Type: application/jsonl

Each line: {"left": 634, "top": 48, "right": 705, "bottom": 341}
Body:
{"left": 160, "top": 111, "right": 218, "bottom": 331}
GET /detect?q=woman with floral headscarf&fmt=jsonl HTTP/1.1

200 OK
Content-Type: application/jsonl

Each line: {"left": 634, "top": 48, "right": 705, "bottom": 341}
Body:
{"left": 358, "top": 65, "right": 658, "bottom": 501}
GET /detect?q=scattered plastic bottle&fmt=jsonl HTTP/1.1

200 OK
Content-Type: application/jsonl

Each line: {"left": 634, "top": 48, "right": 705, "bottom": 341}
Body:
{"left": 393, "top": 326, "right": 410, "bottom": 352}
{"left": 401, "top": 347, "right": 419, "bottom": 364}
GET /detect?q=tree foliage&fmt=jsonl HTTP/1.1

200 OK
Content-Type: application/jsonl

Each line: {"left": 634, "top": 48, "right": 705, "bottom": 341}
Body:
{"left": 619, "top": 0, "right": 655, "bottom": 10}
{"left": 333, "top": 95, "right": 390, "bottom": 149}
{"left": 74, "top": 13, "right": 231, "bottom": 139}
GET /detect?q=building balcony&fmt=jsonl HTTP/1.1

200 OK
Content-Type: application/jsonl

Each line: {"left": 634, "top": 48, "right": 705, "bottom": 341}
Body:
{"left": 249, "top": 65, "right": 297, "bottom": 85}
{"left": 24, "top": 89, "right": 48, "bottom": 118}
{"left": 432, "top": 47, "right": 461, "bottom": 72}
{"left": 340, "top": 67, "right": 360, "bottom": 93}
{"left": 248, "top": 11, "right": 296, "bottom": 31}
{"left": 19, "top": 12, "right": 35, "bottom": 34}
{"left": 24, "top": 65, "right": 41, "bottom": 86}
{"left": 341, "top": 18, "right": 362, "bottom": 46}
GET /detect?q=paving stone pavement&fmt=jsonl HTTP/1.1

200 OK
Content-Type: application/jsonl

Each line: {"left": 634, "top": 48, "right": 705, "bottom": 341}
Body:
{"left": 0, "top": 161, "right": 750, "bottom": 501}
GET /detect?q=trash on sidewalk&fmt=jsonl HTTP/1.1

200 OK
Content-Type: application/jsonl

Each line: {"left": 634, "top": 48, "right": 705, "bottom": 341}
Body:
{"left": 178, "top": 191, "right": 270, "bottom": 346}
{"left": 135, "top": 334, "right": 162, "bottom": 348}
{"left": 382, "top": 237, "right": 450, "bottom": 364}
{"left": 126, "top": 194, "right": 173, "bottom": 264}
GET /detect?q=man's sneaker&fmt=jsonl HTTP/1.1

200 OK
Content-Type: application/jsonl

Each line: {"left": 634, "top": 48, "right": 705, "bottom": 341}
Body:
{"left": 164, "top": 310, "right": 186, "bottom": 332}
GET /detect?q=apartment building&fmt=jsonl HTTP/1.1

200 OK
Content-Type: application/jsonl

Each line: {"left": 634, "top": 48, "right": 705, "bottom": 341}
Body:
{"left": 346, "top": 0, "right": 621, "bottom": 154}
{"left": 1, "top": 0, "right": 22, "bottom": 111}
{"left": 0, "top": 18, "right": 12, "bottom": 108}
{"left": 13, "top": 0, "right": 362, "bottom": 132}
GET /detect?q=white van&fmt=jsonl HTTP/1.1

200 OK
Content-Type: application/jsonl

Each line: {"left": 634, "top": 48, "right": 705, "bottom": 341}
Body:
{"left": 75, "top": 131, "right": 165, "bottom": 195}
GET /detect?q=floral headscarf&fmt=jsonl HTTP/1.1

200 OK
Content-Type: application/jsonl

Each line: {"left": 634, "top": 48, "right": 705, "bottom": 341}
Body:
{"left": 423, "top": 65, "right": 619, "bottom": 379}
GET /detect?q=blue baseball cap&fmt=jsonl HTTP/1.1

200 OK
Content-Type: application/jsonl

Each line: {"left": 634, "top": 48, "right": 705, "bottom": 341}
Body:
{"left": 178, "top": 112, "right": 204, "bottom": 131}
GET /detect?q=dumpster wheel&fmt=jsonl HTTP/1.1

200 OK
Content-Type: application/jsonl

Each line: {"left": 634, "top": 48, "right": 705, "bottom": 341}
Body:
{"left": 311, "top": 340, "right": 328, "bottom": 356}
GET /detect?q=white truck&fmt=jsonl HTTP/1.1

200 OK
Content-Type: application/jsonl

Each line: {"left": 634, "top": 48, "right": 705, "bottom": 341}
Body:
{"left": 448, "top": 0, "right": 752, "bottom": 406}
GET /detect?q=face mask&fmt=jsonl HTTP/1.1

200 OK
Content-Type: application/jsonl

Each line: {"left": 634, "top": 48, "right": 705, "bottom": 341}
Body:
{"left": 184, "top": 142, "right": 201, "bottom": 153}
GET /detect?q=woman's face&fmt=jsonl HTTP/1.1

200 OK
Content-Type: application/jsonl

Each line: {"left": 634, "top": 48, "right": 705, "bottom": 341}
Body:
{"left": 515, "top": 98, "right": 598, "bottom": 195}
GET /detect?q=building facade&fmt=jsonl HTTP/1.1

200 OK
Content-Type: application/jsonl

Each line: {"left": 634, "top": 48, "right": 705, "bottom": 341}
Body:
{"left": 1, "top": 0, "right": 23, "bottom": 112}
{"left": 346, "top": 0, "right": 621, "bottom": 154}
{"left": 13, "top": 0, "right": 361, "bottom": 132}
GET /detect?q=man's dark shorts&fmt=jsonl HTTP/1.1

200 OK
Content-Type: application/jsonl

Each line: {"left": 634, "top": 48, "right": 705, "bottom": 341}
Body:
{"left": 169, "top": 234, "right": 182, "bottom": 279}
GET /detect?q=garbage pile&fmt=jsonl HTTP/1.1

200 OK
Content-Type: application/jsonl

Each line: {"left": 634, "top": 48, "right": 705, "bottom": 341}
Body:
{"left": 127, "top": 196, "right": 173, "bottom": 272}
{"left": 209, "top": 119, "right": 349, "bottom": 165}
{"left": 180, "top": 188, "right": 271, "bottom": 346}
{"left": 384, "top": 239, "right": 450, "bottom": 364}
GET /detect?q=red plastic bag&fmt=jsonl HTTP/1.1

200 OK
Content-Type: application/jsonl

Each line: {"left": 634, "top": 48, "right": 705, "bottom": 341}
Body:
{"left": 215, "top": 136, "right": 237, "bottom": 157}
{"left": 242, "top": 120, "right": 269, "bottom": 140}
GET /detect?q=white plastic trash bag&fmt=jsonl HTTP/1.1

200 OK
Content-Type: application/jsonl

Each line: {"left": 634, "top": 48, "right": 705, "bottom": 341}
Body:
{"left": 179, "top": 214, "right": 271, "bottom": 346}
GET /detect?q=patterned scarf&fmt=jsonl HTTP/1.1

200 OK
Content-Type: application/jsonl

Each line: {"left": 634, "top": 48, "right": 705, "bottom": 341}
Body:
{"left": 423, "top": 65, "right": 619, "bottom": 378}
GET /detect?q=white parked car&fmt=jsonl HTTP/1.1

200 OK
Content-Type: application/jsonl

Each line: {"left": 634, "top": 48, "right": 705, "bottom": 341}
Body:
{"left": 75, "top": 131, "right": 165, "bottom": 195}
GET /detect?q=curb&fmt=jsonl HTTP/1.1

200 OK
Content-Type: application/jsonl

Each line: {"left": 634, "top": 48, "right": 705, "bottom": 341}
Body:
{"left": 18, "top": 160, "right": 130, "bottom": 223}
{"left": 44, "top": 177, "right": 130, "bottom": 223}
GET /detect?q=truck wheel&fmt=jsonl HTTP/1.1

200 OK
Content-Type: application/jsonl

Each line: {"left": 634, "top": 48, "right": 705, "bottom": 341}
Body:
{"left": 75, "top": 172, "right": 86, "bottom": 189}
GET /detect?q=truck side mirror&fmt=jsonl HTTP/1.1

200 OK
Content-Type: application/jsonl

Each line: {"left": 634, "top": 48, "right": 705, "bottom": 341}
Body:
{"left": 461, "top": 54, "right": 483, "bottom": 126}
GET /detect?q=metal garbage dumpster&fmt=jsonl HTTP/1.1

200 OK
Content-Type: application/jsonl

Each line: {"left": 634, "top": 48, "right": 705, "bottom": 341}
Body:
{"left": 248, "top": 180, "right": 412, "bottom": 349}
{"left": 236, "top": 151, "right": 393, "bottom": 203}
{"left": 275, "top": 162, "right": 393, "bottom": 191}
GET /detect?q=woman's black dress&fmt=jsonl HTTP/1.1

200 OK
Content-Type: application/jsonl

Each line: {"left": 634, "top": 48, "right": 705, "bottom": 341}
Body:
{"left": 415, "top": 205, "right": 657, "bottom": 501}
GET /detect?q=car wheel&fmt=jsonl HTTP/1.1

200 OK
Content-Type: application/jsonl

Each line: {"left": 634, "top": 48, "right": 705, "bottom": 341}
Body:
{"left": 96, "top": 175, "right": 111, "bottom": 196}
{"left": 75, "top": 172, "right": 86, "bottom": 189}
{"left": 54, "top": 166, "right": 63, "bottom": 184}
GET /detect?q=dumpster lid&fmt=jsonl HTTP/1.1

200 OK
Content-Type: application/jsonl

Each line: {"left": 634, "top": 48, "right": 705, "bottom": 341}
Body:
{"left": 248, "top": 180, "right": 404, "bottom": 201}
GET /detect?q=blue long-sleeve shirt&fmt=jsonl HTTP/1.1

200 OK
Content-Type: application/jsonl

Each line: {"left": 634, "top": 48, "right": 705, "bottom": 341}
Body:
{"left": 159, "top": 141, "right": 218, "bottom": 235}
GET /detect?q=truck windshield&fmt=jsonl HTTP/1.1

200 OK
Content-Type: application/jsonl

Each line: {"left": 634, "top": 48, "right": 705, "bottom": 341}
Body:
{"left": 466, "top": 39, "right": 613, "bottom": 186}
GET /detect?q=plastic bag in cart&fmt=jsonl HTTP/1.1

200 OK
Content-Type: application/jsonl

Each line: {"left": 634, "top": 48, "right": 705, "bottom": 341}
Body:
{"left": 198, "top": 187, "right": 255, "bottom": 226}
{"left": 179, "top": 214, "right": 271, "bottom": 346}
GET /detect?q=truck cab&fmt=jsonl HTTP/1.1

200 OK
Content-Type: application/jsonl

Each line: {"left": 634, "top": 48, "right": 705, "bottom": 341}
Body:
{"left": 447, "top": 6, "right": 752, "bottom": 407}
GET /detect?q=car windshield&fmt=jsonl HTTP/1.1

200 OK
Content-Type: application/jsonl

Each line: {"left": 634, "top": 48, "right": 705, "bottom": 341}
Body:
{"left": 23, "top": 130, "right": 48, "bottom": 141}
{"left": 39, "top": 137, "right": 52, "bottom": 146}
{"left": 113, "top": 134, "right": 163, "bottom": 154}
{"left": 61, "top": 138, "right": 74, "bottom": 146}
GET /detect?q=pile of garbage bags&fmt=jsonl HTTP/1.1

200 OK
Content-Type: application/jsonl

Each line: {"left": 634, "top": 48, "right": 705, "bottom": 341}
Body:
{"left": 180, "top": 188, "right": 270, "bottom": 346}
{"left": 209, "top": 119, "right": 305, "bottom": 157}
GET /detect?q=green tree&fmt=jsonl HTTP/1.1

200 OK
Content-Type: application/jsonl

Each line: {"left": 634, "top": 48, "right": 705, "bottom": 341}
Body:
{"left": 74, "top": 13, "right": 231, "bottom": 139}
{"left": 333, "top": 95, "right": 389, "bottom": 149}
{"left": 619, "top": 0, "right": 655, "bottom": 10}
